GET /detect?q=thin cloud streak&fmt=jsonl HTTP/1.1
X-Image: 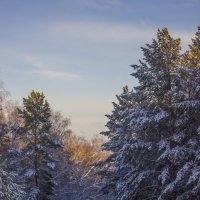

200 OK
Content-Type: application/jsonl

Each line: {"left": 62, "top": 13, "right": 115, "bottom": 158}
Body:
{"left": 48, "top": 21, "right": 155, "bottom": 43}
{"left": 24, "top": 55, "right": 80, "bottom": 80}
{"left": 33, "top": 69, "right": 80, "bottom": 80}
{"left": 79, "top": 0, "right": 122, "bottom": 10}
{"left": 48, "top": 21, "right": 194, "bottom": 47}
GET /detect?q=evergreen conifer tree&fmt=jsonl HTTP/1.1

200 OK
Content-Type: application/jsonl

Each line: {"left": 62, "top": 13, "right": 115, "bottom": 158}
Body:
{"left": 159, "top": 26, "right": 200, "bottom": 200}
{"left": 18, "top": 91, "right": 60, "bottom": 200}
{"left": 101, "top": 26, "right": 200, "bottom": 200}
{"left": 0, "top": 122, "right": 25, "bottom": 200}
{"left": 100, "top": 86, "right": 133, "bottom": 196}
{"left": 101, "top": 28, "right": 184, "bottom": 199}
{"left": 124, "top": 27, "right": 181, "bottom": 200}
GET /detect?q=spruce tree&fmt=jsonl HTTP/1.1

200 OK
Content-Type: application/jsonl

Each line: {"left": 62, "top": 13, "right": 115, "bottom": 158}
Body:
{"left": 125, "top": 28, "right": 181, "bottom": 200}
{"left": 18, "top": 91, "right": 60, "bottom": 200}
{"left": 0, "top": 120, "right": 25, "bottom": 200}
{"left": 100, "top": 86, "right": 133, "bottom": 197}
{"left": 101, "top": 26, "right": 200, "bottom": 200}
{"left": 160, "top": 26, "right": 200, "bottom": 200}
{"left": 101, "top": 28, "right": 182, "bottom": 199}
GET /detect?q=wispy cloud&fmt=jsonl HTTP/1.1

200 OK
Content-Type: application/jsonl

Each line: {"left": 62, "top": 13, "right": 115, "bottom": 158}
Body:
{"left": 34, "top": 69, "right": 80, "bottom": 80}
{"left": 78, "top": 0, "right": 122, "bottom": 10}
{"left": 48, "top": 21, "right": 154, "bottom": 44}
{"left": 25, "top": 55, "right": 80, "bottom": 80}
{"left": 48, "top": 21, "right": 194, "bottom": 48}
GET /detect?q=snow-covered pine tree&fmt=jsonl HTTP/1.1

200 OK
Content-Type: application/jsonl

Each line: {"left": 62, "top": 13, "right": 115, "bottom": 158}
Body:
{"left": 106, "top": 26, "right": 200, "bottom": 200}
{"left": 0, "top": 116, "right": 25, "bottom": 200}
{"left": 18, "top": 91, "right": 60, "bottom": 200}
{"left": 101, "top": 27, "right": 183, "bottom": 200}
{"left": 156, "top": 26, "right": 200, "bottom": 200}
{"left": 99, "top": 86, "right": 133, "bottom": 197}
{"left": 121, "top": 28, "right": 181, "bottom": 200}
{"left": 0, "top": 167, "right": 25, "bottom": 200}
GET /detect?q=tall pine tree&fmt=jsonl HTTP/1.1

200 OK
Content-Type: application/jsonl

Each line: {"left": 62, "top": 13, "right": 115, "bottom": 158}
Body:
{"left": 101, "top": 26, "right": 200, "bottom": 200}
{"left": 18, "top": 91, "right": 60, "bottom": 200}
{"left": 126, "top": 27, "right": 181, "bottom": 200}
{"left": 101, "top": 27, "right": 183, "bottom": 199}
{"left": 161, "top": 26, "right": 200, "bottom": 200}
{"left": 100, "top": 86, "right": 133, "bottom": 197}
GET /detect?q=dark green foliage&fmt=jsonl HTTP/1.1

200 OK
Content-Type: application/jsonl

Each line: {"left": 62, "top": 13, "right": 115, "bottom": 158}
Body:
{"left": 18, "top": 91, "right": 60, "bottom": 200}
{"left": 100, "top": 26, "right": 200, "bottom": 200}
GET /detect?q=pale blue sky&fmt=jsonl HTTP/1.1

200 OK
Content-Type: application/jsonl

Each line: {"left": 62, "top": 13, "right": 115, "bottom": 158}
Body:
{"left": 0, "top": 0, "right": 199, "bottom": 138}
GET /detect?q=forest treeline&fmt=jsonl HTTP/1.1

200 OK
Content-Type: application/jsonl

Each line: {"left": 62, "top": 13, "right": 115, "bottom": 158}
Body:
{"left": 0, "top": 26, "right": 200, "bottom": 200}
{"left": 0, "top": 90, "right": 108, "bottom": 199}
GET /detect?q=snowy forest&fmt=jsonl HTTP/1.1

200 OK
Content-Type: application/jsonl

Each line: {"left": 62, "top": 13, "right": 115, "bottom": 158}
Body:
{"left": 0, "top": 26, "right": 200, "bottom": 200}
